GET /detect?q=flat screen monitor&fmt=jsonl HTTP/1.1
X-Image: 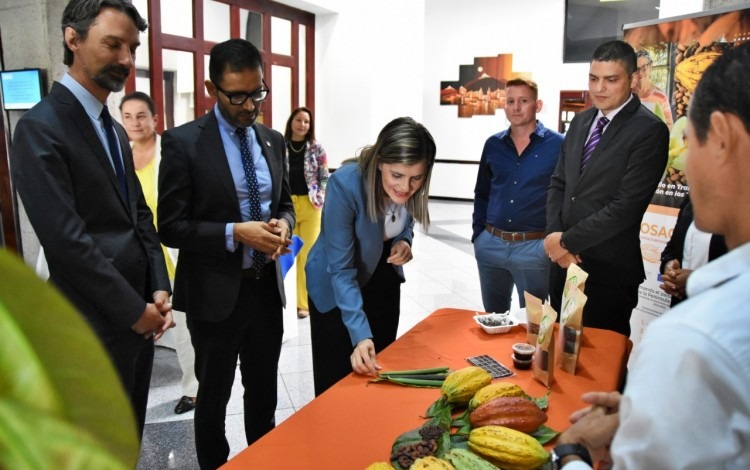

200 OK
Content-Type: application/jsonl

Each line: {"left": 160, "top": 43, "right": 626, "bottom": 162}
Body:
{"left": 0, "top": 68, "right": 46, "bottom": 110}
{"left": 563, "top": 0, "right": 660, "bottom": 63}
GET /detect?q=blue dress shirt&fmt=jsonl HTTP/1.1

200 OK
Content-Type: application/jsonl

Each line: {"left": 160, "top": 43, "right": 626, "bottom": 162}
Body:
{"left": 214, "top": 105, "right": 273, "bottom": 269}
{"left": 472, "top": 121, "right": 563, "bottom": 240}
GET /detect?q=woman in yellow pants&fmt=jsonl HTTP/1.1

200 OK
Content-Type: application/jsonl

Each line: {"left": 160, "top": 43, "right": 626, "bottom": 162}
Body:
{"left": 284, "top": 107, "right": 330, "bottom": 318}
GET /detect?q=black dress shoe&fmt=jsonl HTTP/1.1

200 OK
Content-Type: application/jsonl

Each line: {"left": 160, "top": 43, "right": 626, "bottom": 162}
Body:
{"left": 174, "top": 396, "right": 197, "bottom": 414}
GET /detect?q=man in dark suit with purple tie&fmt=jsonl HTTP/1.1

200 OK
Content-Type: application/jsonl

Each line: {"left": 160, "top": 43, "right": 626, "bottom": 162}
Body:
{"left": 545, "top": 40, "right": 669, "bottom": 337}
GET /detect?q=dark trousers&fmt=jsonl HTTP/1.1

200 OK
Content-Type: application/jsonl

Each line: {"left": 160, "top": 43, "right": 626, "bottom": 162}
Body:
{"left": 187, "top": 269, "right": 283, "bottom": 470}
{"left": 102, "top": 331, "right": 155, "bottom": 441}
{"left": 549, "top": 263, "right": 639, "bottom": 337}
{"left": 309, "top": 241, "right": 402, "bottom": 396}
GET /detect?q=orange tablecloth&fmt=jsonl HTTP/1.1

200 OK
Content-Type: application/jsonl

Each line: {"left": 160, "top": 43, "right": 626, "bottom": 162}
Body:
{"left": 222, "top": 308, "right": 630, "bottom": 469}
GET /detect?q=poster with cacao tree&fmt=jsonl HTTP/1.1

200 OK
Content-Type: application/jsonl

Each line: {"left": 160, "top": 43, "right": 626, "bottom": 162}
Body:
{"left": 623, "top": 5, "right": 750, "bottom": 351}
{"left": 625, "top": 5, "right": 750, "bottom": 209}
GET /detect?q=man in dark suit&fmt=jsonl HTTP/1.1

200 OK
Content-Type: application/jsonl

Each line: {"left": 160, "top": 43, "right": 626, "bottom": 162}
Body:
{"left": 158, "top": 39, "right": 295, "bottom": 470}
{"left": 10, "top": 0, "right": 173, "bottom": 439}
{"left": 545, "top": 40, "right": 669, "bottom": 337}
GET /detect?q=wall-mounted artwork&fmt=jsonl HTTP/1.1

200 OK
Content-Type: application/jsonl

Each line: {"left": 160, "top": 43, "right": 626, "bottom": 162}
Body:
{"left": 440, "top": 54, "right": 530, "bottom": 118}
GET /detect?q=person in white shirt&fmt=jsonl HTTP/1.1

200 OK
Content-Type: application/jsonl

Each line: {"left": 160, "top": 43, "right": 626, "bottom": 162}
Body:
{"left": 551, "top": 41, "right": 750, "bottom": 470}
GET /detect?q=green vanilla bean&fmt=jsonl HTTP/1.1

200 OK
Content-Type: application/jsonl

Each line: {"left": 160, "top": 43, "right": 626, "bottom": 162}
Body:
{"left": 377, "top": 374, "right": 448, "bottom": 381}
{"left": 370, "top": 377, "right": 445, "bottom": 388}
{"left": 377, "top": 366, "right": 450, "bottom": 376}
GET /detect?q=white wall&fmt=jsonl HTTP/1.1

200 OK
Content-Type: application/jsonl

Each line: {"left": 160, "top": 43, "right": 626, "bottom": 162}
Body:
{"left": 424, "top": 0, "right": 586, "bottom": 167}
{"left": 314, "top": 1, "right": 427, "bottom": 164}
{"left": 304, "top": 0, "right": 709, "bottom": 198}
{"left": 313, "top": 0, "right": 590, "bottom": 198}
{"left": 659, "top": 0, "right": 704, "bottom": 18}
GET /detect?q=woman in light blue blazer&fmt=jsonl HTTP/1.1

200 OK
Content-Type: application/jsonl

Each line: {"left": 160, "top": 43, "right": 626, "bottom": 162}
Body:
{"left": 306, "top": 117, "right": 437, "bottom": 395}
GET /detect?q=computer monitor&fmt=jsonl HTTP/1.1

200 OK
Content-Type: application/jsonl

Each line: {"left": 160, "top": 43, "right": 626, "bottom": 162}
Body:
{"left": 0, "top": 68, "right": 46, "bottom": 110}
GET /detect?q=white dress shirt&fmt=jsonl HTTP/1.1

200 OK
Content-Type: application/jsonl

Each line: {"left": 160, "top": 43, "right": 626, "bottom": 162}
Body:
{"left": 566, "top": 241, "right": 750, "bottom": 469}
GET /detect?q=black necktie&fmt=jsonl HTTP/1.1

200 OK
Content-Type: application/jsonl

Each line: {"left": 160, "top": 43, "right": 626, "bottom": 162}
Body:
{"left": 100, "top": 106, "right": 128, "bottom": 198}
{"left": 235, "top": 126, "right": 266, "bottom": 270}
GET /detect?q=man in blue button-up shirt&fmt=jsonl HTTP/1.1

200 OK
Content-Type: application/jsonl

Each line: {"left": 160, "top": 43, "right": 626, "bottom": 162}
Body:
{"left": 472, "top": 78, "right": 563, "bottom": 313}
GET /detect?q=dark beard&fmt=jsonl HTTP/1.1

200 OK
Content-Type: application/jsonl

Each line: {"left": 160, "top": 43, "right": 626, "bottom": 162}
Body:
{"left": 92, "top": 64, "right": 130, "bottom": 92}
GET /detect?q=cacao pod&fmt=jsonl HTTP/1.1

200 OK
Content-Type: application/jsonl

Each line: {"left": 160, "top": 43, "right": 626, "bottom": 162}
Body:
{"left": 365, "top": 462, "right": 395, "bottom": 470}
{"left": 444, "top": 448, "right": 500, "bottom": 469}
{"left": 441, "top": 367, "right": 492, "bottom": 406}
{"left": 469, "top": 382, "right": 525, "bottom": 409}
{"left": 674, "top": 51, "right": 722, "bottom": 91}
{"left": 410, "top": 456, "right": 456, "bottom": 469}
{"left": 469, "top": 396, "right": 547, "bottom": 433}
{"left": 468, "top": 425, "right": 549, "bottom": 470}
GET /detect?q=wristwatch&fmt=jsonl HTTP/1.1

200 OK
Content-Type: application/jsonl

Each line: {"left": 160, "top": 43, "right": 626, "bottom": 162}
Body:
{"left": 550, "top": 443, "right": 593, "bottom": 469}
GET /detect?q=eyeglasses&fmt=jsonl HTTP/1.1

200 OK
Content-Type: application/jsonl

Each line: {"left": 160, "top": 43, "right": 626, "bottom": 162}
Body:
{"left": 636, "top": 64, "right": 651, "bottom": 74}
{"left": 215, "top": 79, "right": 270, "bottom": 105}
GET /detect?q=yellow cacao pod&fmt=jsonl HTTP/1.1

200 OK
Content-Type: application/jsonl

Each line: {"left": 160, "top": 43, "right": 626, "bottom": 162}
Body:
{"left": 469, "top": 382, "right": 525, "bottom": 409}
{"left": 444, "top": 448, "right": 500, "bottom": 469}
{"left": 410, "top": 456, "right": 456, "bottom": 469}
{"left": 364, "top": 462, "right": 395, "bottom": 470}
{"left": 468, "top": 425, "right": 549, "bottom": 470}
{"left": 441, "top": 366, "right": 492, "bottom": 406}
{"left": 674, "top": 51, "right": 722, "bottom": 91}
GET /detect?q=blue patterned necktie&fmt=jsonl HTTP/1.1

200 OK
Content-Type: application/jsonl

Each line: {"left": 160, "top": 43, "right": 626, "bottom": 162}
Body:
{"left": 580, "top": 116, "right": 609, "bottom": 171}
{"left": 100, "top": 105, "right": 128, "bottom": 198}
{"left": 235, "top": 126, "right": 266, "bottom": 270}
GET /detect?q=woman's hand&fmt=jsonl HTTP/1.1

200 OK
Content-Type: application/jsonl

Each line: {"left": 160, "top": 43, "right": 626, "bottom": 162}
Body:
{"left": 351, "top": 338, "right": 381, "bottom": 376}
{"left": 387, "top": 240, "right": 413, "bottom": 266}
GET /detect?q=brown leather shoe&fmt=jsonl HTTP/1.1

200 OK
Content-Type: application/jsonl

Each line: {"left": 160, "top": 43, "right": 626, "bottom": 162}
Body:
{"left": 297, "top": 309, "right": 309, "bottom": 319}
{"left": 174, "top": 396, "right": 196, "bottom": 414}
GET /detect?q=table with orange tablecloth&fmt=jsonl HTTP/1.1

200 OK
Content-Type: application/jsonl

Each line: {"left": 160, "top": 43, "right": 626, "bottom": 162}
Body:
{"left": 223, "top": 308, "right": 631, "bottom": 469}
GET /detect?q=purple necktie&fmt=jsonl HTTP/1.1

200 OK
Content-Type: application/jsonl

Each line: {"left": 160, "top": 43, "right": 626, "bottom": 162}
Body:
{"left": 236, "top": 126, "right": 266, "bottom": 270}
{"left": 580, "top": 116, "right": 609, "bottom": 171}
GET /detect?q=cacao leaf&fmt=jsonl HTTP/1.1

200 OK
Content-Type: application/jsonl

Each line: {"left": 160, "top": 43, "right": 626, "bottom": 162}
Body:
{"left": 531, "top": 424, "right": 560, "bottom": 445}
{"left": 527, "top": 391, "right": 551, "bottom": 410}
{"left": 451, "top": 408, "right": 470, "bottom": 428}
{"left": 424, "top": 396, "right": 450, "bottom": 418}
{"left": 427, "top": 404, "right": 453, "bottom": 431}
{"left": 449, "top": 433, "right": 469, "bottom": 449}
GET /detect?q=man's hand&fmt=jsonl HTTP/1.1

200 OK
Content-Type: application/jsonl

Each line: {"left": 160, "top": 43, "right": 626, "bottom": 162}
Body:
{"left": 544, "top": 232, "right": 567, "bottom": 262}
{"left": 131, "top": 303, "right": 167, "bottom": 339}
{"left": 350, "top": 338, "right": 381, "bottom": 376}
{"left": 234, "top": 221, "right": 292, "bottom": 258}
{"left": 569, "top": 391, "right": 622, "bottom": 423}
{"left": 387, "top": 240, "right": 413, "bottom": 266}
{"left": 267, "top": 218, "right": 293, "bottom": 260}
{"left": 544, "top": 232, "right": 581, "bottom": 267}
{"left": 556, "top": 253, "right": 581, "bottom": 269}
{"left": 559, "top": 391, "right": 622, "bottom": 466}
{"left": 151, "top": 290, "right": 175, "bottom": 341}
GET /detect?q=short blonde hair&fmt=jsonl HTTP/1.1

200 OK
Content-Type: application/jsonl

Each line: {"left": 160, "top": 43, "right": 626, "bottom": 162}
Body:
{"left": 505, "top": 78, "right": 538, "bottom": 100}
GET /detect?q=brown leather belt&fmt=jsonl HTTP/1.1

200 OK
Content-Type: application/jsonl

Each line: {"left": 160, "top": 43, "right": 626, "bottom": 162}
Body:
{"left": 485, "top": 224, "right": 545, "bottom": 242}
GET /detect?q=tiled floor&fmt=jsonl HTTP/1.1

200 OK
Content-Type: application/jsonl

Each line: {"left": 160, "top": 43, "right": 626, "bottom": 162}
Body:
{"left": 136, "top": 200, "right": 520, "bottom": 469}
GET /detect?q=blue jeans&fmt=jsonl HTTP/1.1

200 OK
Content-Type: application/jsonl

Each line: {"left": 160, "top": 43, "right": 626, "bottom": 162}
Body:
{"left": 474, "top": 230, "right": 549, "bottom": 313}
